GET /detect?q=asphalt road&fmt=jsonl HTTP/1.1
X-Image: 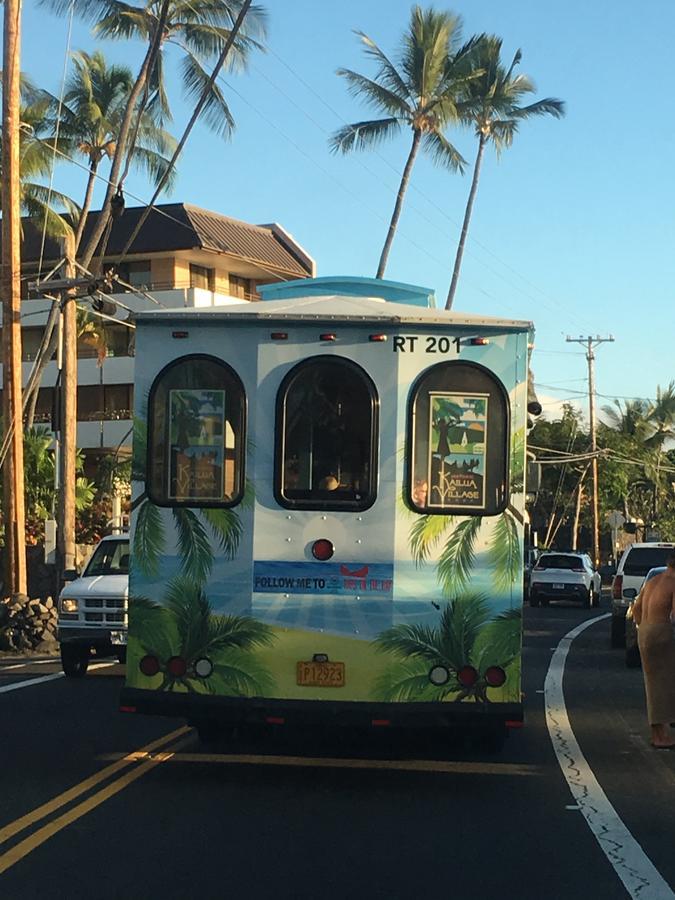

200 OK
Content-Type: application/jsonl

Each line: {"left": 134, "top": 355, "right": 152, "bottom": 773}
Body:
{"left": 1, "top": 598, "right": 674, "bottom": 900}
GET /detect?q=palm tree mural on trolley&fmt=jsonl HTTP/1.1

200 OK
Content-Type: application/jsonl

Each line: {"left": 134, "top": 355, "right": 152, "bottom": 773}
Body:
{"left": 373, "top": 434, "right": 525, "bottom": 703}
{"left": 129, "top": 416, "right": 276, "bottom": 695}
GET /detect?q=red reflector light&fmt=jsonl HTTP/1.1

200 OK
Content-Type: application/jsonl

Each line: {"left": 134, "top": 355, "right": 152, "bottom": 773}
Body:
{"left": 612, "top": 575, "right": 623, "bottom": 600}
{"left": 266, "top": 716, "right": 285, "bottom": 725}
{"left": 270, "top": 332, "right": 288, "bottom": 340}
{"left": 505, "top": 720, "right": 524, "bottom": 729}
{"left": 369, "top": 334, "right": 387, "bottom": 342}
{"left": 371, "top": 719, "right": 391, "bottom": 727}
{"left": 485, "top": 666, "right": 506, "bottom": 687}
{"left": 167, "top": 656, "right": 187, "bottom": 677}
{"left": 319, "top": 333, "right": 336, "bottom": 342}
{"left": 470, "top": 337, "right": 489, "bottom": 346}
{"left": 457, "top": 665, "right": 479, "bottom": 687}
{"left": 312, "top": 538, "right": 334, "bottom": 561}
{"left": 119, "top": 705, "right": 137, "bottom": 714}
{"left": 172, "top": 331, "right": 189, "bottom": 339}
{"left": 139, "top": 655, "right": 160, "bottom": 676}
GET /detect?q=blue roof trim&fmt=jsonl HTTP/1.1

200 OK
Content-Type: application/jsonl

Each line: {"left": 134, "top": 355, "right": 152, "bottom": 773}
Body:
{"left": 258, "top": 275, "right": 436, "bottom": 308}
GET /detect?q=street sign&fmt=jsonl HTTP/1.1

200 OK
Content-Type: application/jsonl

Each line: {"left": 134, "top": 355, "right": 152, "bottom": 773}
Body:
{"left": 606, "top": 510, "right": 625, "bottom": 529}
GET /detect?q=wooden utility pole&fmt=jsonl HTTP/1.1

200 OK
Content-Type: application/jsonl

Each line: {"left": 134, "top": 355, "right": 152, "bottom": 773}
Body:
{"left": 57, "top": 233, "right": 77, "bottom": 576}
{"left": 566, "top": 335, "right": 615, "bottom": 566}
{"left": 1, "top": 0, "right": 27, "bottom": 595}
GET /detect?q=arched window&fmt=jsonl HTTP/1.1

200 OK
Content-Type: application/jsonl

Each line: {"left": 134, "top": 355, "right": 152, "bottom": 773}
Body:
{"left": 147, "top": 354, "right": 245, "bottom": 507}
{"left": 276, "top": 356, "right": 379, "bottom": 511}
{"left": 408, "top": 361, "right": 510, "bottom": 516}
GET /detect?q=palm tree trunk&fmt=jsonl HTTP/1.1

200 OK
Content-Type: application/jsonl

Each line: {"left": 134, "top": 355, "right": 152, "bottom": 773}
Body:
{"left": 74, "top": 159, "right": 99, "bottom": 253}
{"left": 445, "top": 133, "right": 487, "bottom": 310}
{"left": 376, "top": 129, "right": 421, "bottom": 279}
{"left": 23, "top": 302, "right": 60, "bottom": 428}
{"left": 78, "top": 0, "right": 171, "bottom": 270}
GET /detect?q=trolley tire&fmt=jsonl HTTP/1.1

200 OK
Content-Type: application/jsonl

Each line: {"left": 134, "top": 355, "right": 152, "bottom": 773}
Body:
{"left": 61, "top": 645, "right": 90, "bottom": 678}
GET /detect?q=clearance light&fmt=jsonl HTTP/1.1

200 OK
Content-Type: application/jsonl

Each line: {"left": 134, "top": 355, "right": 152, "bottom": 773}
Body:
{"left": 119, "top": 705, "right": 137, "bottom": 714}
{"left": 457, "top": 665, "right": 479, "bottom": 688}
{"left": 172, "top": 331, "right": 189, "bottom": 339}
{"left": 194, "top": 657, "right": 214, "bottom": 678}
{"left": 167, "top": 656, "right": 188, "bottom": 677}
{"left": 139, "top": 655, "right": 160, "bottom": 676}
{"left": 312, "top": 539, "right": 334, "bottom": 561}
{"left": 469, "top": 337, "right": 489, "bottom": 346}
{"left": 369, "top": 334, "right": 387, "bottom": 342}
{"left": 270, "top": 332, "right": 288, "bottom": 340}
{"left": 505, "top": 720, "right": 524, "bottom": 729}
{"left": 266, "top": 716, "right": 285, "bottom": 725}
{"left": 319, "top": 333, "right": 336, "bottom": 342}
{"left": 429, "top": 665, "right": 450, "bottom": 686}
{"left": 485, "top": 666, "right": 506, "bottom": 687}
{"left": 371, "top": 719, "right": 391, "bottom": 727}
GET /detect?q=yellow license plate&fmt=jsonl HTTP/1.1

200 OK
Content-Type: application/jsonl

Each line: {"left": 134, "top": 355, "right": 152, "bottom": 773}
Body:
{"left": 296, "top": 661, "right": 345, "bottom": 687}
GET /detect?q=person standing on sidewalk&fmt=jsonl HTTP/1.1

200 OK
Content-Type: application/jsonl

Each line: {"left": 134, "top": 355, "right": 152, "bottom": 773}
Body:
{"left": 633, "top": 551, "right": 675, "bottom": 748}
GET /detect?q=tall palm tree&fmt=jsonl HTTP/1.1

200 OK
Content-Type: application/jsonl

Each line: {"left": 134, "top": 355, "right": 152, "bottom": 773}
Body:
{"left": 644, "top": 382, "right": 675, "bottom": 519}
{"left": 41, "top": 0, "right": 267, "bottom": 268}
{"left": 54, "top": 50, "right": 177, "bottom": 250}
{"left": 330, "top": 6, "right": 479, "bottom": 278}
{"left": 445, "top": 36, "right": 565, "bottom": 309}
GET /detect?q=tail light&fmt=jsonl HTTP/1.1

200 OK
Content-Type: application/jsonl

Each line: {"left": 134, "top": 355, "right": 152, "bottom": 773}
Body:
{"left": 167, "top": 656, "right": 187, "bottom": 677}
{"left": 457, "top": 665, "right": 479, "bottom": 687}
{"left": 139, "top": 655, "right": 160, "bottom": 676}
{"left": 485, "top": 666, "right": 506, "bottom": 687}
{"left": 612, "top": 575, "right": 623, "bottom": 600}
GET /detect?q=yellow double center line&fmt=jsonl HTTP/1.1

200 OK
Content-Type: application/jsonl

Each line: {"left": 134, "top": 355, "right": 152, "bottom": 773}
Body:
{"left": 0, "top": 725, "right": 193, "bottom": 875}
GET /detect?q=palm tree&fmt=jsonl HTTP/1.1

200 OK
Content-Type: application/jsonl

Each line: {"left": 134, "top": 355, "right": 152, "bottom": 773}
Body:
{"left": 330, "top": 6, "right": 479, "bottom": 278}
{"left": 41, "top": 0, "right": 267, "bottom": 268}
{"left": 601, "top": 398, "right": 650, "bottom": 440}
{"left": 55, "top": 50, "right": 177, "bottom": 250}
{"left": 373, "top": 593, "right": 520, "bottom": 702}
{"left": 644, "top": 382, "right": 675, "bottom": 519}
{"left": 445, "top": 36, "right": 565, "bottom": 309}
{"left": 130, "top": 580, "right": 275, "bottom": 694}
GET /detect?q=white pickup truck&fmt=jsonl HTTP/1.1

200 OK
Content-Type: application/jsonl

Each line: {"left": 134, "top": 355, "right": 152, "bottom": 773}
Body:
{"left": 57, "top": 534, "right": 129, "bottom": 677}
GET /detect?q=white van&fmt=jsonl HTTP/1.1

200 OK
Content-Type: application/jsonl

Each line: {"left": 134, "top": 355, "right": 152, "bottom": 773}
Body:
{"left": 610, "top": 542, "right": 675, "bottom": 647}
{"left": 57, "top": 534, "right": 129, "bottom": 677}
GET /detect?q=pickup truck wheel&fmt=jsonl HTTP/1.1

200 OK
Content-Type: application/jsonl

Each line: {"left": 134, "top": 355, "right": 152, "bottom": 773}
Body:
{"left": 61, "top": 645, "right": 89, "bottom": 678}
{"left": 529, "top": 594, "right": 540, "bottom": 607}
{"left": 610, "top": 615, "right": 626, "bottom": 649}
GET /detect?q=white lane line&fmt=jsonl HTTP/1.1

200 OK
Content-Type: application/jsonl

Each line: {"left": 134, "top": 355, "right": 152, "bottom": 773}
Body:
{"left": 0, "top": 662, "right": 117, "bottom": 694}
{"left": 0, "top": 659, "right": 60, "bottom": 672}
{"left": 545, "top": 614, "right": 675, "bottom": 899}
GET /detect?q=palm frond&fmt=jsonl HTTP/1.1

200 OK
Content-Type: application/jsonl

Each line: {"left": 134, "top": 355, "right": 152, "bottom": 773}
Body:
{"left": 200, "top": 506, "right": 243, "bottom": 559}
{"left": 210, "top": 649, "right": 274, "bottom": 696}
{"left": 129, "top": 596, "right": 178, "bottom": 659}
{"left": 422, "top": 130, "right": 466, "bottom": 172}
{"left": 130, "top": 145, "right": 177, "bottom": 191}
{"left": 329, "top": 117, "right": 400, "bottom": 154}
{"left": 437, "top": 593, "right": 492, "bottom": 668}
{"left": 173, "top": 507, "right": 214, "bottom": 583}
{"left": 373, "top": 622, "right": 451, "bottom": 665}
{"left": 354, "top": 30, "right": 412, "bottom": 104}
{"left": 409, "top": 514, "right": 454, "bottom": 564}
{"left": 487, "top": 512, "right": 520, "bottom": 591}
{"left": 472, "top": 608, "right": 521, "bottom": 672}
{"left": 335, "top": 67, "right": 410, "bottom": 119}
{"left": 164, "top": 576, "right": 211, "bottom": 659}
{"left": 133, "top": 498, "right": 165, "bottom": 577}
{"left": 179, "top": 52, "right": 235, "bottom": 138}
{"left": 205, "top": 614, "right": 275, "bottom": 652}
{"left": 131, "top": 416, "right": 147, "bottom": 482}
{"left": 436, "top": 516, "right": 482, "bottom": 596}
{"left": 372, "top": 660, "right": 446, "bottom": 702}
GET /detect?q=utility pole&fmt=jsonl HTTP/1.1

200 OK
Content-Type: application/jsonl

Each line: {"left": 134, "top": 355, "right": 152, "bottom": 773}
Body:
{"left": 57, "top": 232, "right": 77, "bottom": 577}
{"left": 1, "top": 0, "right": 27, "bottom": 595}
{"left": 566, "top": 334, "right": 615, "bottom": 566}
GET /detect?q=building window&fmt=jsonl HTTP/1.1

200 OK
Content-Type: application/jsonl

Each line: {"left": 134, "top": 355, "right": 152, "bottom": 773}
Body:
{"left": 229, "top": 274, "right": 252, "bottom": 299}
{"left": 147, "top": 354, "right": 245, "bottom": 507}
{"left": 34, "top": 388, "right": 55, "bottom": 425}
{"left": 77, "top": 384, "right": 133, "bottom": 421}
{"left": 22, "top": 327, "right": 48, "bottom": 361}
{"left": 275, "top": 356, "right": 378, "bottom": 511}
{"left": 407, "top": 361, "right": 510, "bottom": 516}
{"left": 190, "top": 264, "right": 215, "bottom": 291}
{"left": 117, "top": 260, "right": 152, "bottom": 290}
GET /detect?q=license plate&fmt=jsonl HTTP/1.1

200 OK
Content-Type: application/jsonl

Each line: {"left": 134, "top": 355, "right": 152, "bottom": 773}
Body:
{"left": 296, "top": 661, "right": 345, "bottom": 687}
{"left": 110, "top": 631, "right": 127, "bottom": 645}
{"left": 552, "top": 583, "right": 565, "bottom": 590}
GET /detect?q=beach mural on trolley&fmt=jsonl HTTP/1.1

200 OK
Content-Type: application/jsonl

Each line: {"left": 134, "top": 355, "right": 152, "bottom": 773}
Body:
{"left": 125, "top": 289, "right": 528, "bottom": 710}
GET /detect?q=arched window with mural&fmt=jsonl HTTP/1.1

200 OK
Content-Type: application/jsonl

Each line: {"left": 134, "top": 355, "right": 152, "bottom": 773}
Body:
{"left": 408, "top": 360, "right": 510, "bottom": 515}
{"left": 275, "top": 356, "right": 379, "bottom": 511}
{"left": 147, "top": 354, "right": 245, "bottom": 507}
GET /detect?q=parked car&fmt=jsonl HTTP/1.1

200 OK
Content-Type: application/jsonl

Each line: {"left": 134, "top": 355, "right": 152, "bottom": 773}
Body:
{"left": 610, "top": 542, "right": 675, "bottom": 648}
{"left": 57, "top": 534, "right": 129, "bottom": 677}
{"left": 529, "top": 552, "right": 601, "bottom": 608}
{"left": 524, "top": 548, "right": 539, "bottom": 595}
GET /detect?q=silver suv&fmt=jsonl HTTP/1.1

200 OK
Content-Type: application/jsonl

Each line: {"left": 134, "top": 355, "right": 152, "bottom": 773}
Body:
{"left": 610, "top": 542, "right": 675, "bottom": 648}
{"left": 529, "top": 551, "right": 601, "bottom": 608}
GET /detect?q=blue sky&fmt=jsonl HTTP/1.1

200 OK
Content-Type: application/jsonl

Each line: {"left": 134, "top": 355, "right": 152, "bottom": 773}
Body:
{"left": 19, "top": 0, "right": 675, "bottom": 419}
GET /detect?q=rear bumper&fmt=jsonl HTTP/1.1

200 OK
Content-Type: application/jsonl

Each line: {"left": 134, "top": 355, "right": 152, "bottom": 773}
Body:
{"left": 530, "top": 582, "right": 589, "bottom": 601}
{"left": 119, "top": 688, "right": 523, "bottom": 732}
